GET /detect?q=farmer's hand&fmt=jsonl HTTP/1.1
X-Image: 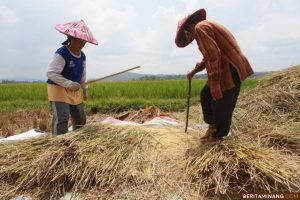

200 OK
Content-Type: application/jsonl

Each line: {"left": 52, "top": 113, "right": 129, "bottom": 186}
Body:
{"left": 210, "top": 84, "right": 223, "bottom": 100}
{"left": 83, "top": 88, "right": 88, "bottom": 101}
{"left": 187, "top": 71, "right": 195, "bottom": 80}
{"left": 67, "top": 82, "right": 81, "bottom": 91}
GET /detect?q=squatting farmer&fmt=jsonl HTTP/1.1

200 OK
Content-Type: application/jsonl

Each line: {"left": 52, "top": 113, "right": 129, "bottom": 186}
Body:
{"left": 46, "top": 20, "right": 98, "bottom": 136}
{"left": 175, "top": 8, "right": 254, "bottom": 144}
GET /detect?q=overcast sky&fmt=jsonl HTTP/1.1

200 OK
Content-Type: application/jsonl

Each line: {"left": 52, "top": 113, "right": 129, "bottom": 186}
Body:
{"left": 1, "top": 0, "right": 300, "bottom": 80}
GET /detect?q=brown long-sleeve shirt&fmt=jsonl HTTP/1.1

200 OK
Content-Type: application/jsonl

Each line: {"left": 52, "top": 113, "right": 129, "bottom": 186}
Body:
{"left": 191, "top": 20, "right": 254, "bottom": 91}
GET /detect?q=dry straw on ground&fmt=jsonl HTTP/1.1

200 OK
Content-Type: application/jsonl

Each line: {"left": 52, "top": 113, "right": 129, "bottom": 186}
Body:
{"left": 0, "top": 66, "right": 299, "bottom": 199}
{"left": 114, "top": 105, "right": 164, "bottom": 123}
{"left": 182, "top": 136, "right": 300, "bottom": 198}
{"left": 0, "top": 108, "right": 51, "bottom": 137}
{"left": 233, "top": 65, "right": 300, "bottom": 152}
{"left": 0, "top": 125, "right": 152, "bottom": 199}
{"left": 235, "top": 65, "right": 300, "bottom": 128}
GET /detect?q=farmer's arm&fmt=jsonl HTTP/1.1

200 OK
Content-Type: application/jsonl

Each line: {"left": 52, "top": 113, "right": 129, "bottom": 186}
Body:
{"left": 194, "top": 24, "right": 222, "bottom": 100}
{"left": 46, "top": 54, "right": 74, "bottom": 88}
{"left": 80, "top": 60, "right": 86, "bottom": 85}
{"left": 80, "top": 60, "right": 88, "bottom": 100}
{"left": 192, "top": 60, "right": 206, "bottom": 74}
{"left": 187, "top": 60, "right": 206, "bottom": 80}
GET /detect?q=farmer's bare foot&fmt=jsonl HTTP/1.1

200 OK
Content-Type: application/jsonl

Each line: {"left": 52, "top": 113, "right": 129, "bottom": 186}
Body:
{"left": 201, "top": 136, "right": 221, "bottom": 144}
{"left": 200, "top": 124, "right": 215, "bottom": 141}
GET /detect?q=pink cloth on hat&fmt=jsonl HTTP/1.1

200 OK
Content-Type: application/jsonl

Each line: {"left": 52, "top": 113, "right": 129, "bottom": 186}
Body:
{"left": 55, "top": 20, "right": 98, "bottom": 45}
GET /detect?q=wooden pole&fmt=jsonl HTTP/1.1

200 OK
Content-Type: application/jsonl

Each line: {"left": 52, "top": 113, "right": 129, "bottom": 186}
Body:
{"left": 81, "top": 66, "right": 141, "bottom": 87}
{"left": 185, "top": 79, "right": 191, "bottom": 133}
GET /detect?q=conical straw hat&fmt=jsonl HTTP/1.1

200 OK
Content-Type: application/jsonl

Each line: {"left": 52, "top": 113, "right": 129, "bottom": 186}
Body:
{"left": 175, "top": 8, "right": 206, "bottom": 48}
{"left": 55, "top": 19, "right": 98, "bottom": 45}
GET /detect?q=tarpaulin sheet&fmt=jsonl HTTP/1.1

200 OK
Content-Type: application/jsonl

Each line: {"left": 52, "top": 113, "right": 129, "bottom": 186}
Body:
{"left": 0, "top": 129, "right": 46, "bottom": 143}
{"left": 101, "top": 116, "right": 180, "bottom": 127}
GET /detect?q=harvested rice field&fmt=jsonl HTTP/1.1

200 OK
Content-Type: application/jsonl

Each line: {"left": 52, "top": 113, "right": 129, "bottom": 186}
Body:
{"left": 0, "top": 66, "right": 299, "bottom": 199}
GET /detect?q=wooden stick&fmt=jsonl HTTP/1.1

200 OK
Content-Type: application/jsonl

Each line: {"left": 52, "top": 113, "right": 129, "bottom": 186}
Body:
{"left": 185, "top": 79, "right": 191, "bottom": 133}
{"left": 81, "top": 66, "right": 141, "bottom": 87}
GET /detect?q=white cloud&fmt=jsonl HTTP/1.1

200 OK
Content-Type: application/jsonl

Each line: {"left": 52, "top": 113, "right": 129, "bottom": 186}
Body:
{"left": 0, "top": 0, "right": 300, "bottom": 79}
{"left": 0, "top": 4, "right": 19, "bottom": 46}
{"left": 0, "top": 4, "right": 19, "bottom": 27}
{"left": 235, "top": 1, "right": 300, "bottom": 70}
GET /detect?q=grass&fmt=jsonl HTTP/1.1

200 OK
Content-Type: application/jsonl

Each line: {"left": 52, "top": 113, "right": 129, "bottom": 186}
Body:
{"left": 0, "top": 79, "right": 258, "bottom": 112}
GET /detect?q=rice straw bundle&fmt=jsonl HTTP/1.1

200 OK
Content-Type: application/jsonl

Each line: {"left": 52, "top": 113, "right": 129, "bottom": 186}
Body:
{"left": 183, "top": 136, "right": 300, "bottom": 198}
{"left": 236, "top": 66, "right": 300, "bottom": 126}
{"left": 0, "top": 124, "right": 152, "bottom": 199}
{"left": 0, "top": 108, "right": 51, "bottom": 137}
{"left": 255, "top": 128, "right": 300, "bottom": 155}
{"left": 115, "top": 105, "right": 163, "bottom": 123}
{"left": 0, "top": 181, "right": 13, "bottom": 196}
{"left": 261, "top": 66, "right": 300, "bottom": 90}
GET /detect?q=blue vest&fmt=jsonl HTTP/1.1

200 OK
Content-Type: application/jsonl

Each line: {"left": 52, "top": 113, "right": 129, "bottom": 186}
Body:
{"left": 47, "top": 46, "right": 86, "bottom": 84}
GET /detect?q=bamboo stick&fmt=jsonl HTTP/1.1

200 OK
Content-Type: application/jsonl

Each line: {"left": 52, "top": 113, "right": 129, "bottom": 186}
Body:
{"left": 81, "top": 66, "right": 141, "bottom": 87}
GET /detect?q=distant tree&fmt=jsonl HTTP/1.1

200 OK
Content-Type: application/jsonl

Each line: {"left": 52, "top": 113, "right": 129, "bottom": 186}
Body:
{"left": 138, "top": 74, "right": 207, "bottom": 80}
{"left": 1, "top": 80, "right": 16, "bottom": 84}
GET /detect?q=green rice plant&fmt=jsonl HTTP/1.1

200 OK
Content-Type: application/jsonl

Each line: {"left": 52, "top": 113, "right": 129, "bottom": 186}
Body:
{"left": 0, "top": 83, "right": 47, "bottom": 101}
{"left": 0, "top": 79, "right": 258, "bottom": 112}
{"left": 0, "top": 79, "right": 257, "bottom": 101}
{"left": 86, "top": 98, "right": 198, "bottom": 113}
{"left": 88, "top": 80, "right": 205, "bottom": 99}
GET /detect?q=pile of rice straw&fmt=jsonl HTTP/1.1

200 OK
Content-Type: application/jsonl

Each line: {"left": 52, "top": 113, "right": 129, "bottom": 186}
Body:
{"left": 114, "top": 105, "right": 164, "bottom": 123}
{"left": 0, "top": 125, "right": 152, "bottom": 199}
{"left": 233, "top": 65, "right": 300, "bottom": 152}
{"left": 235, "top": 65, "right": 299, "bottom": 128}
{"left": 183, "top": 136, "right": 300, "bottom": 198}
{"left": 242, "top": 127, "right": 300, "bottom": 155}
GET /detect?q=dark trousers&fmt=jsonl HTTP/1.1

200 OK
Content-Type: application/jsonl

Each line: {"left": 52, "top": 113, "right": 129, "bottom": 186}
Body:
{"left": 50, "top": 101, "right": 86, "bottom": 136}
{"left": 200, "top": 66, "right": 241, "bottom": 139}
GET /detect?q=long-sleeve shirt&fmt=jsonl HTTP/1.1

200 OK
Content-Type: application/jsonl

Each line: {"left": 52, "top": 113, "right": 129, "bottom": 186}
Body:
{"left": 192, "top": 20, "right": 254, "bottom": 91}
{"left": 46, "top": 46, "right": 87, "bottom": 105}
{"left": 46, "top": 46, "right": 86, "bottom": 88}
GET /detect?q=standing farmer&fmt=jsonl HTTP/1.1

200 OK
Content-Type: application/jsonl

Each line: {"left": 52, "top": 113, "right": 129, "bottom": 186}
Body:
{"left": 47, "top": 20, "right": 98, "bottom": 136}
{"left": 175, "top": 9, "right": 254, "bottom": 143}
